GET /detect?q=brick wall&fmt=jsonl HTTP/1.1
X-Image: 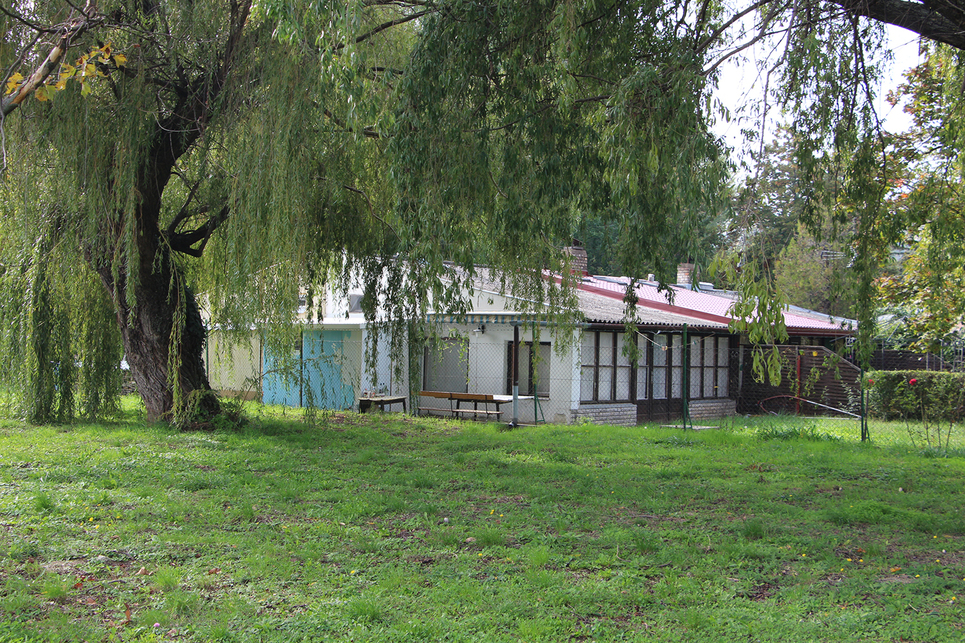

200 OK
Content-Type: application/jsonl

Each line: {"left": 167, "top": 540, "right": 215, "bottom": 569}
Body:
{"left": 689, "top": 398, "right": 736, "bottom": 420}
{"left": 571, "top": 403, "right": 637, "bottom": 426}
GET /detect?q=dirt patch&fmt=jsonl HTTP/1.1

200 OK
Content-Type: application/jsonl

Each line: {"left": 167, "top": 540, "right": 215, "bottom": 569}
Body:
{"left": 877, "top": 574, "right": 917, "bottom": 584}
{"left": 740, "top": 580, "right": 779, "bottom": 601}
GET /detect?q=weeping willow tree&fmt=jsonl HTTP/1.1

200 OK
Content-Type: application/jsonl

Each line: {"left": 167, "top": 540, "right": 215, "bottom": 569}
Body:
{"left": 0, "top": 0, "right": 423, "bottom": 423}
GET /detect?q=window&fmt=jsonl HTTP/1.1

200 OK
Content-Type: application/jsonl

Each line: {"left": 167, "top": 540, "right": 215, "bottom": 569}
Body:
{"left": 636, "top": 333, "right": 649, "bottom": 400}
{"left": 717, "top": 340, "right": 729, "bottom": 396}
{"left": 423, "top": 338, "right": 468, "bottom": 392}
{"left": 670, "top": 334, "right": 683, "bottom": 398}
{"left": 581, "top": 330, "right": 731, "bottom": 403}
{"left": 580, "top": 331, "right": 632, "bottom": 402}
{"left": 652, "top": 333, "right": 668, "bottom": 399}
{"left": 684, "top": 335, "right": 731, "bottom": 399}
{"left": 507, "top": 342, "right": 550, "bottom": 397}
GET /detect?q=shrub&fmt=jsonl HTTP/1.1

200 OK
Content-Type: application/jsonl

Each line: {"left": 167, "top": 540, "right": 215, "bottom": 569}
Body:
{"left": 867, "top": 370, "right": 965, "bottom": 450}
{"left": 866, "top": 371, "right": 965, "bottom": 423}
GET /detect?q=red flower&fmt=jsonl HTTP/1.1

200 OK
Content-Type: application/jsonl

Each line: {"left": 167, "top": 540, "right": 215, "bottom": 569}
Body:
{"left": 868, "top": 379, "right": 874, "bottom": 385}
{"left": 909, "top": 378, "right": 918, "bottom": 385}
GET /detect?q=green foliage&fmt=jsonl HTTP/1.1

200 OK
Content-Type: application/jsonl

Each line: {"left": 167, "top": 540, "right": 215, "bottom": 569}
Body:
{"left": 754, "top": 421, "right": 840, "bottom": 442}
{"left": 391, "top": 0, "right": 730, "bottom": 306}
{"left": 0, "top": 216, "right": 122, "bottom": 423}
{"left": 0, "top": 620, "right": 48, "bottom": 643}
{"left": 877, "top": 52, "right": 965, "bottom": 353}
{"left": 867, "top": 370, "right": 965, "bottom": 450}
{"left": 1, "top": 0, "right": 961, "bottom": 426}
{"left": 867, "top": 370, "right": 965, "bottom": 423}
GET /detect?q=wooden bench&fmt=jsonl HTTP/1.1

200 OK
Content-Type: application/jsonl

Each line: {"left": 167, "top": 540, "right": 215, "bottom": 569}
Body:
{"left": 417, "top": 390, "right": 454, "bottom": 416}
{"left": 418, "top": 391, "right": 507, "bottom": 420}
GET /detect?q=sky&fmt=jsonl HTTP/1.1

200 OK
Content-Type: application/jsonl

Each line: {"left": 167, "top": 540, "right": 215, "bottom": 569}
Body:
{"left": 714, "top": 24, "right": 926, "bottom": 159}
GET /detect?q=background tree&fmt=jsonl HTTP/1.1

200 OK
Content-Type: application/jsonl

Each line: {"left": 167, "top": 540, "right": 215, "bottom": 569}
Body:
{"left": 725, "top": 129, "right": 821, "bottom": 277}
{"left": 876, "top": 51, "right": 965, "bottom": 352}
{"left": 773, "top": 224, "right": 856, "bottom": 317}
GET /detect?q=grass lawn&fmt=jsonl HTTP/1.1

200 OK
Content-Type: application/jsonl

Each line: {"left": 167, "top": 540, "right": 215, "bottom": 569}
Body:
{"left": 1, "top": 406, "right": 963, "bottom": 642}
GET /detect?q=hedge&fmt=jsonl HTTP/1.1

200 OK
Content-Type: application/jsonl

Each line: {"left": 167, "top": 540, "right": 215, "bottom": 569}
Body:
{"left": 866, "top": 370, "right": 965, "bottom": 423}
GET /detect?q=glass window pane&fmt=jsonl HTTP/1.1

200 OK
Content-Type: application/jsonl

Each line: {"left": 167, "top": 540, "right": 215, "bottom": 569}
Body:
{"left": 671, "top": 366, "right": 682, "bottom": 398}
{"left": 704, "top": 337, "right": 716, "bottom": 366}
{"left": 653, "top": 335, "right": 667, "bottom": 366}
{"left": 535, "top": 343, "right": 551, "bottom": 397}
{"left": 581, "top": 333, "right": 596, "bottom": 366}
{"left": 637, "top": 367, "right": 649, "bottom": 399}
{"left": 581, "top": 366, "right": 595, "bottom": 401}
{"left": 636, "top": 334, "right": 649, "bottom": 366}
{"left": 703, "top": 369, "right": 715, "bottom": 398}
{"left": 599, "top": 368, "right": 613, "bottom": 401}
{"left": 653, "top": 367, "right": 667, "bottom": 399}
{"left": 690, "top": 337, "right": 701, "bottom": 366}
{"left": 690, "top": 369, "right": 701, "bottom": 398}
{"left": 424, "top": 339, "right": 468, "bottom": 392}
{"left": 718, "top": 340, "right": 729, "bottom": 367}
{"left": 600, "top": 333, "right": 613, "bottom": 366}
{"left": 616, "top": 366, "right": 630, "bottom": 400}
{"left": 717, "top": 368, "right": 729, "bottom": 396}
{"left": 617, "top": 333, "right": 631, "bottom": 366}
{"left": 671, "top": 335, "right": 682, "bottom": 367}
{"left": 517, "top": 345, "right": 532, "bottom": 394}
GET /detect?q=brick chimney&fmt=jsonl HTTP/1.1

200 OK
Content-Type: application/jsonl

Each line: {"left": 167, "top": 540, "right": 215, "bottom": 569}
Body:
{"left": 676, "top": 263, "right": 695, "bottom": 286}
{"left": 563, "top": 242, "right": 588, "bottom": 275}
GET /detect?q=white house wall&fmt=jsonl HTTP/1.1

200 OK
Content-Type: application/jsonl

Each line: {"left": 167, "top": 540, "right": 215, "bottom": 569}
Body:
{"left": 206, "top": 330, "right": 262, "bottom": 400}
{"left": 424, "top": 322, "right": 576, "bottom": 425}
{"left": 360, "top": 328, "right": 409, "bottom": 397}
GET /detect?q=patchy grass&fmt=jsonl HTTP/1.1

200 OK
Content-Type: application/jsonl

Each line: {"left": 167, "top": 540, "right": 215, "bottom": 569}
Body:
{"left": 0, "top": 410, "right": 963, "bottom": 641}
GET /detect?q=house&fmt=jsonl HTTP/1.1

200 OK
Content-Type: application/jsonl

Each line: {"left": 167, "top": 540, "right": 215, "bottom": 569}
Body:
{"left": 415, "top": 259, "right": 853, "bottom": 425}
{"left": 203, "top": 252, "right": 854, "bottom": 425}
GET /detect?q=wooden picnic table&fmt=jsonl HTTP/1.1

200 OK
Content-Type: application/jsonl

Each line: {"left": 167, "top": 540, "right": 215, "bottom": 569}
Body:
{"left": 418, "top": 391, "right": 533, "bottom": 420}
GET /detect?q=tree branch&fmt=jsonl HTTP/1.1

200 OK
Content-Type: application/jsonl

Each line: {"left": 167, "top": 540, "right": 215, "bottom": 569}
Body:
{"left": 341, "top": 184, "right": 401, "bottom": 241}
{"left": 1, "top": 2, "right": 101, "bottom": 118}
{"left": 165, "top": 180, "right": 204, "bottom": 237}
{"left": 829, "top": 0, "right": 965, "bottom": 51}
{"left": 323, "top": 109, "right": 382, "bottom": 138}
{"left": 167, "top": 205, "right": 229, "bottom": 257}
{"left": 335, "top": 10, "right": 431, "bottom": 51}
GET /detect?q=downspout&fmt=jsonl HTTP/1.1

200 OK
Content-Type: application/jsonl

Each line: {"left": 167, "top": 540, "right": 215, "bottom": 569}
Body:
{"left": 512, "top": 324, "right": 520, "bottom": 426}
{"left": 682, "top": 324, "right": 690, "bottom": 429}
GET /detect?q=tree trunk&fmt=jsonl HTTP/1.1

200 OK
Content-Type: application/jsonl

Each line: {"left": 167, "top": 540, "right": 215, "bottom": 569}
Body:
{"left": 96, "top": 241, "right": 219, "bottom": 424}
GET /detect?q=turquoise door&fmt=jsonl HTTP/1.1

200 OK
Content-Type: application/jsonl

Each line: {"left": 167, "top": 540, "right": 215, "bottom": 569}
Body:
{"left": 262, "top": 335, "right": 303, "bottom": 407}
{"left": 302, "top": 330, "right": 354, "bottom": 410}
{"left": 262, "top": 330, "right": 353, "bottom": 408}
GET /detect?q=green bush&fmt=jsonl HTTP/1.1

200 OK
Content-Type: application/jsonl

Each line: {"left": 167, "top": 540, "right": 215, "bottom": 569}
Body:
{"left": 866, "top": 370, "right": 965, "bottom": 423}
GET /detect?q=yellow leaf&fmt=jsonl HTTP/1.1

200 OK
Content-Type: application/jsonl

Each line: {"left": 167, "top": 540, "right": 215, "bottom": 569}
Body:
{"left": 84, "top": 63, "right": 96, "bottom": 77}
{"left": 59, "top": 64, "right": 76, "bottom": 80}
{"left": 113, "top": 54, "right": 127, "bottom": 68}
{"left": 35, "top": 86, "right": 49, "bottom": 102}
{"left": 81, "top": 81, "right": 92, "bottom": 96}
{"left": 100, "top": 43, "right": 112, "bottom": 57}
{"left": 5, "top": 72, "right": 24, "bottom": 95}
{"left": 54, "top": 79, "right": 68, "bottom": 91}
